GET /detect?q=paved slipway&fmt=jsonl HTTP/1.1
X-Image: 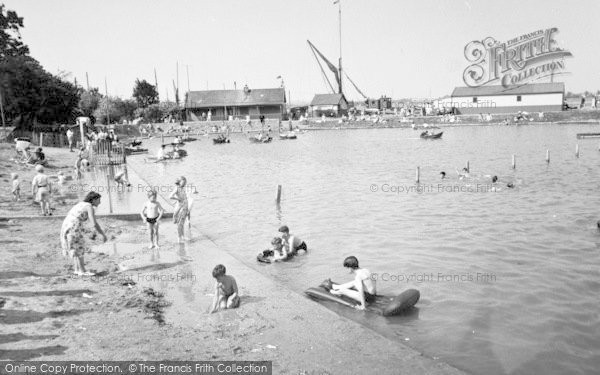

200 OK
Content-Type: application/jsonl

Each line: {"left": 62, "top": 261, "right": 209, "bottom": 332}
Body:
{"left": 0, "top": 152, "right": 465, "bottom": 375}
{"left": 119, "top": 168, "right": 467, "bottom": 374}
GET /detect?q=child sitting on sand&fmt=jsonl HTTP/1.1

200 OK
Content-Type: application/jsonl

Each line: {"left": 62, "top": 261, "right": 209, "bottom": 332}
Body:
{"left": 209, "top": 264, "right": 240, "bottom": 313}
{"left": 140, "top": 190, "right": 164, "bottom": 249}
{"left": 330, "top": 256, "right": 377, "bottom": 310}
{"left": 11, "top": 173, "right": 20, "bottom": 202}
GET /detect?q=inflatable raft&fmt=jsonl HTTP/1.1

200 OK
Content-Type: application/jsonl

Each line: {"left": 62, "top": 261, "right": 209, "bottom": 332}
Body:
{"left": 305, "top": 279, "right": 419, "bottom": 316}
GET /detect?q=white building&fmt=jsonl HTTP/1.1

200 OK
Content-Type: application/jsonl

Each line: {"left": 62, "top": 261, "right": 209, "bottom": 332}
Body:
{"left": 448, "top": 83, "right": 564, "bottom": 114}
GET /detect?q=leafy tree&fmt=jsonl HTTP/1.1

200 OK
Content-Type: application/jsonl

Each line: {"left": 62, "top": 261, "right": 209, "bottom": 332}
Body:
{"left": 132, "top": 79, "right": 158, "bottom": 108}
{"left": 159, "top": 101, "right": 179, "bottom": 119}
{"left": 113, "top": 98, "right": 137, "bottom": 122}
{"left": 78, "top": 88, "right": 103, "bottom": 117}
{"left": 0, "top": 55, "right": 79, "bottom": 126}
{"left": 0, "top": 4, "right": 29, "bottom": 58}
{"left": 93, "top": 97, "right": 138, "bottom": 124}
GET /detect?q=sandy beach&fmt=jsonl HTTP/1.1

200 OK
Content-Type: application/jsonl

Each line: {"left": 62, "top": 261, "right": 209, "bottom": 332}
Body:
{"left": 0, "top": 144, "right": 465, "bottom": 374}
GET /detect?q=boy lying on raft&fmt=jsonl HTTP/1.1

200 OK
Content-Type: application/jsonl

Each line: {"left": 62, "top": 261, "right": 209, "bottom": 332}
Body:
{"left": 329, "top": 256, "right": 377, "bottom": 310}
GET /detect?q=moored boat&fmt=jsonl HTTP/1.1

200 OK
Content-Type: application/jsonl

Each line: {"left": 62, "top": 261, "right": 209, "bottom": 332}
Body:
{"left": 420, "top": 131, "right": 443, "bottom": 139}
{"left": 279, "top": 132, "right": 297, "bottom": 140}
{"left": 213, "top": 137, "right": 230, "bottom": 144}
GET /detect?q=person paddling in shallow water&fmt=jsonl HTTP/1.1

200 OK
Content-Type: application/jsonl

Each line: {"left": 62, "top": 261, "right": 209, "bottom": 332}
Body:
{"left": 330, "top": 256, "right": 377, "bottom": 310}
{"left": 279, "top": 225, "right": 307, "bottom": 256}
{"left": 60, "top": 192, "right": 107, "bottom": 276}
{"left": 169, "top": 176, "right": 189, "bottom": 243}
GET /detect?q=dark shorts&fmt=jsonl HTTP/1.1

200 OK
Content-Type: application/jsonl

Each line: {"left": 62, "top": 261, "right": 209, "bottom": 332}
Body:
{"left": 146, "top": 217, "right": 158, "bottom": 224}
{"left": 293, "top": 241, "right": 307, "bottom": 254}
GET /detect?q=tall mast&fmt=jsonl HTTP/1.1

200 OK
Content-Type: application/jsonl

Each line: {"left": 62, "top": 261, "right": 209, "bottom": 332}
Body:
{"left": 338, "top": 0, "right": 343, "bottom": 95}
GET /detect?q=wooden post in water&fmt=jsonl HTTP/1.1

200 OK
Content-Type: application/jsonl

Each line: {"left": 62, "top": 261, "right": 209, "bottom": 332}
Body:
{"left": 546, "top": 149, "right": 550, "bottom": 163}
{"left": 276, "top": 185, "right": 282, "bottom": 204}
{"left": 575, "top": 144, "right": 579, "bottom": 158}
{"left": 416, "top": 166, "right": 420, "bottom": 183}
{"left": 106, "top": 174, "right": 113, "bottom": 213}
{"left": 466, "top": 161, "right": 470, "bottom": 173}
{"left": 512, "top": 155, "right": 516, "bottom": 169}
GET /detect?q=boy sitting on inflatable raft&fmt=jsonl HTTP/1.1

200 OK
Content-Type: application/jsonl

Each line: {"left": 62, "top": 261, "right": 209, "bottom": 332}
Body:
{"left": 329, "top": 256, "right": 376, "bottom": 310}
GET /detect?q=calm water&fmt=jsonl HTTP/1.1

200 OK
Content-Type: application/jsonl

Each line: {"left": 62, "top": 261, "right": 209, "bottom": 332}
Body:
{"left": 127, "top": 125, "right": 600, "bottom": 375}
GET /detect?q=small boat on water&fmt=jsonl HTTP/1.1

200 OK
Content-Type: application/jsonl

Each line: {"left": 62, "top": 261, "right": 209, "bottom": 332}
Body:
{"left": 213, "top": 137, "right": 230, "bottom": 144}
{"left": 124, "top": 146, "right": 148, "bottom": 155}
{"left": 576, "top": 133, "right": 600, "bottom": 139}
{"left": 279, "top": 132, "right": 297, "bottom": 140}
{"left": 250, "top": 135, "right": 272, "bottom": 143}
{"left": 420, "top": 131, "right": 443, "bottom": 139}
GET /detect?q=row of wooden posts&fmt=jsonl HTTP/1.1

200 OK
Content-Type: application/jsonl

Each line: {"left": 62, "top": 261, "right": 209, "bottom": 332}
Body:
{"left": 415, "top": 143, "right": 589, "bottom": 183}
{"left": 274, "top": 143, "right": 589, "bottom": 198}
{"left": 89, "top": 141, "right": 126, "bottom": 165}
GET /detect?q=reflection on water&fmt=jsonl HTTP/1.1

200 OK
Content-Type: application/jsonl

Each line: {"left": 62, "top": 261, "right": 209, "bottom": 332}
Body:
{"left": 128, "top": 125, "right": 600, "bottom": 375}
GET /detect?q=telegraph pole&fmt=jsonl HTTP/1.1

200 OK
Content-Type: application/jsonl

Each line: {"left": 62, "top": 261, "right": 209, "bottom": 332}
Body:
{"left": 104, "top": 77, "right": 110, "bottom": 125}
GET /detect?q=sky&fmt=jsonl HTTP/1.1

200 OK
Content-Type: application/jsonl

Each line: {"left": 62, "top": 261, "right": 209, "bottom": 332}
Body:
{"left": 4, "top": 0, "right": 600, "bottom": 104}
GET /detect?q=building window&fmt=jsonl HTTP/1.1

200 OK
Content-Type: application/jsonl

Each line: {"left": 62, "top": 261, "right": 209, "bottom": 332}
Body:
{"left": 517, "top": 95, "right": 522, "bottom": 102}
{"left": 472, "top": 97, "right": 478, "bottom": 103}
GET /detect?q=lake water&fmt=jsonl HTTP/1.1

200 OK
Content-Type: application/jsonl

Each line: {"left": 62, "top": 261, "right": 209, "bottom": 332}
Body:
{"left": 127, "top": 124, "right": 600, "bottom": 375}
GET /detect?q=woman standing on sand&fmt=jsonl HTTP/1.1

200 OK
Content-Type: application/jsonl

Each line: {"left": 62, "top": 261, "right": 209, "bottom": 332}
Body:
{"left": 60, "top": 191, "right": 107, "bottom": 276}
{"left": 169, "top": 176, "right": 189, "bottom": 243}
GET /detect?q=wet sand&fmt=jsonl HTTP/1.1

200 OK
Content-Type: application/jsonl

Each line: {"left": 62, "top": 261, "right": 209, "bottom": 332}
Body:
{"left": 0, "top": 144, "right": 83, "bottom": 217}
{"left": 0, "top": 143, "right": 465, "bottom": 374}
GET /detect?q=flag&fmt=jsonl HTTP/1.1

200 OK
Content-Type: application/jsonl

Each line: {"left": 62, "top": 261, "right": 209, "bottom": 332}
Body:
{"left": 333, "top": 0, "right": 339, "bottom": 4}
{"left": 276, "top": 75, "right": 282, "bottom": 79}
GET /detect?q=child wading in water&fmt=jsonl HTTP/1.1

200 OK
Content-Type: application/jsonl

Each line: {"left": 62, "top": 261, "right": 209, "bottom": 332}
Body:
{"left": 209, "top": 264, "right": 240, "bottom": 313}
{"left": 141, "top": 190, "right": 164, "bottom": 249}
{"left": 11, "top": 173, "right": 20, "bottom": 201}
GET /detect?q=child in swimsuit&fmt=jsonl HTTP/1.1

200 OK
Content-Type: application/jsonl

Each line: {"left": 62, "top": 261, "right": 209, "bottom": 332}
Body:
{"left": 140, "top": 190, "right": 164, "bottom": 249}
{"left": 260, "top": 237, "right": 289, "bottom": 261}
{"left": 209, "top": 264, "right": 240, "bottom": 313}
{"left": 330, "top": 256, "right": 377, "bottom": 310}
{"left": 11, "top": 173, "right": 20, "bottom": 202}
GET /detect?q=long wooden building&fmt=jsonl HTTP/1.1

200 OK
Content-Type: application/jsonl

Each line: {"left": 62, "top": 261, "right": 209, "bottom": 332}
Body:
{"left": 184, "top": 87, "right": 286, "bottom": 121}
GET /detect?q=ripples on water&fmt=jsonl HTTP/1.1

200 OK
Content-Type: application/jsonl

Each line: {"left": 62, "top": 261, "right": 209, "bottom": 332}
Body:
{"left": 128, "top": 125, "right": 600, "bottom": 375}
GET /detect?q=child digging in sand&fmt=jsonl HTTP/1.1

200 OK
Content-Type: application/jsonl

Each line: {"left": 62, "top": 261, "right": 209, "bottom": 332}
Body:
{"left": 209, "top": 264, "right": 240, "bottom": 313}
{"left": 140, "top": 190, "right": 164, "bottom": 249}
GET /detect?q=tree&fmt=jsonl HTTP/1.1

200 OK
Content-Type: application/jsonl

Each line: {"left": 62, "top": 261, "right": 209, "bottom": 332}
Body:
{"left": 93, "top": 97, "right": 138, "bottom": 124}
{"left": 0, "top": 55, "right": 79, "bottom": 127}
{"left": 132, "top": 79, "right": 158, "bottom": 108}
{"left": 78, "top": 88, "right": 103, "bottom": 117}
{"left": 0, "top": 4, "right": 29, "bottom": 59}
{"left": 113, "top": 98, "right": 137, "bottom": 122}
